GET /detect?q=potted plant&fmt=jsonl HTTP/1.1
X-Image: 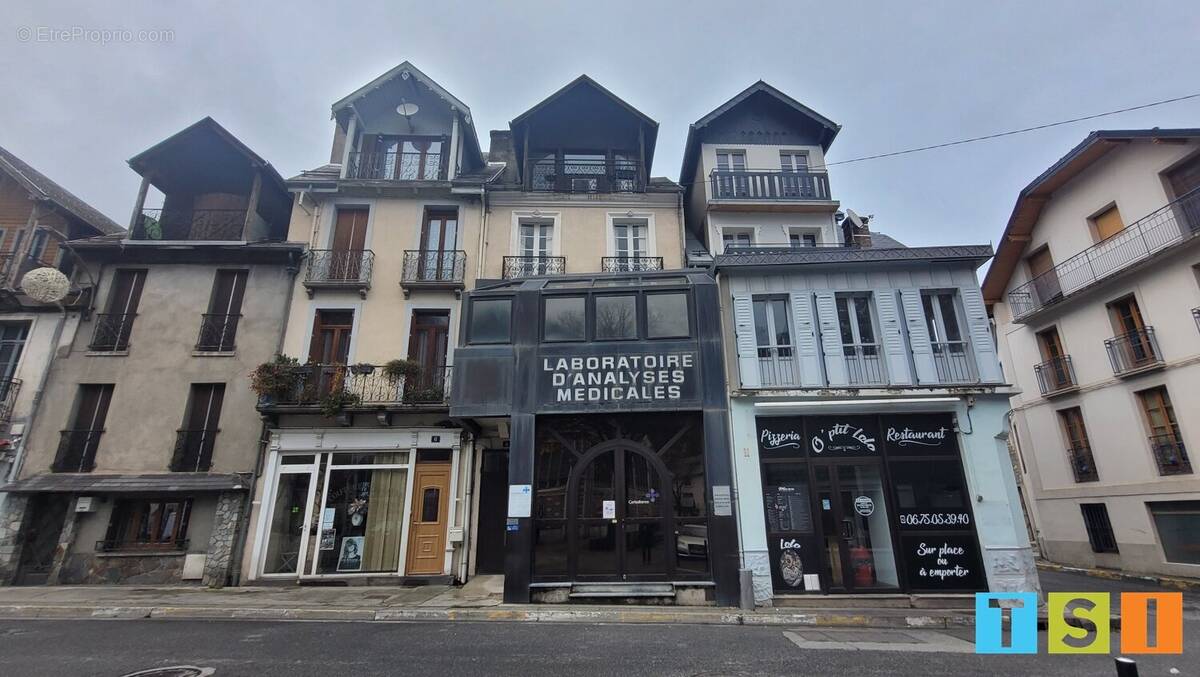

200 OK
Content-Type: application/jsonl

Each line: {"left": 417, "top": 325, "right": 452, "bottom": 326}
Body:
{"left": 250, "top": 355, "right": 300, "bottom": 404}
{"left": 349, "top": 363, "right": 375, "bottom": 376}
{"left": 320, "top": 388, "right": 362, "bottom": 421}
{"left": 382, "top": 359, "right": 423, "bottom": 381}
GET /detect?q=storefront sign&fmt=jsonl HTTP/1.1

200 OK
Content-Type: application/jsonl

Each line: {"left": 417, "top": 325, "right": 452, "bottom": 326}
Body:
{"left": 900, "top": 533, "right": 986, "bottom": 591}
{"left": 882, "top": 414, "right": 958, "bottom": 456}
{"left": 807, "top": 416, "right": 880, "bottom": 457}
{"left": 538, "top": 352, "right": 699, "bottom": 406}
{"left": 756, "top": 417, "right": 805, "bottom": 459}
{"left": 854, "top": 495, "right": 875, "bottom": 517}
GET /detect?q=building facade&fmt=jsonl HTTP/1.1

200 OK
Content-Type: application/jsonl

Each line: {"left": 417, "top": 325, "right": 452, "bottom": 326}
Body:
{"left": 984, "top": 130, "right": 1200, "bottom": 579}
{"left": 0, "top": 118, "right": 299, "bottom": 586}
{"left": 685, "top": 83, "right": 1037, "bottom": 603}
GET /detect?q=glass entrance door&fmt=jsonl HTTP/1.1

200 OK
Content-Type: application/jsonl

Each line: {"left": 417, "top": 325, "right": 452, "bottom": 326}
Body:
{"left": 814, "top": 462, "right": 900, "bottom": 592}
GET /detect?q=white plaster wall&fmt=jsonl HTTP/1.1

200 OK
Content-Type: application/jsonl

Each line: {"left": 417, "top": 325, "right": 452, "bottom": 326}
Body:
{"left": 708, "top": 211, "right": 839, "bottom": 254}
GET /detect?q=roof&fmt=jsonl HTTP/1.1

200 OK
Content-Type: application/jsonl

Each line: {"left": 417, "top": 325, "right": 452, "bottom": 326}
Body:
{"left": 714, "top": 244, "right": 993, "bottom": 269}
{"left": 0, "top": 144, "right": 122, "bottom": 234}
{"left": 981, "top": 128, "right": 1200, "bottom": 304}
{"left": 128, "top": 116, "right": 289, "bottom": 197}
{"left": 3, "top": 473, "right": 250, "bottom": 494}
{"left": 869, "top": 231, "right": 907, "bottom": 249}
{"left": 679, "top": 81, "right": 841, "bottom": 187}
{"left": 285, "top": 161, "right": 505, "bottom": 188}
{"left": 511, "top": 75, "right": 658, "bottom": 129}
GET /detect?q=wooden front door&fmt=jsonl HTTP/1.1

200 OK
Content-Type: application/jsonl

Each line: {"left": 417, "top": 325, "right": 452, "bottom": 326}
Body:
{"left": 405, "top": 461, "right": 451, "bottom": 575}
{"left": 330, "top": 208, "right": 368, "bottom": 280}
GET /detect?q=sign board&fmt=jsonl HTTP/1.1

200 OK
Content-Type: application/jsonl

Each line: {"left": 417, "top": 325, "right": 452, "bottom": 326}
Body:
{"left": 537, "top": 352, "right": 700, "bottom": 408}
{"left": 806, "top": 416, "right": 881, "bottom": 457}
{"left": 507, "top": 484, "right": 532, "bottom": 518}
{"left": 767, "top": 534, "right": 821, "bottom": 592}
{"left": 602, "top": 500, "right": 616, "bottom": 519}
{"left": 899, "top": 533, "right": 986, "bottom": 592}
{"left": 712, "top": 485, "right": 733, "bottom": 516}
{"left": 764, "top": 483, "right": 813, "bottom": 533}
{"left": 756, "top": 417, "right": 806, "bottom": 459}
{"left": 882, "top": 414, "right": 958, "bottom": 456}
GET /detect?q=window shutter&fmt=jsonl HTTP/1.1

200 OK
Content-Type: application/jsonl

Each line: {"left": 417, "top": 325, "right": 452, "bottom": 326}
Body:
{"left": 789, "top": 292, "right": 824, "bottom": 387}
{"left": 732, "top": 294, "right": 761, "bottom": 388}
{"left": 875, "top": 290, "right": 912, "bottom": 385}
{"left": 814, "top": 291, "right": 847, "bottom": 386}
{"left": 900, "top": 289, "right": 938, "bottom": 384}
{"left": 959, "top": 284, "right": 1003, "bottom": 382}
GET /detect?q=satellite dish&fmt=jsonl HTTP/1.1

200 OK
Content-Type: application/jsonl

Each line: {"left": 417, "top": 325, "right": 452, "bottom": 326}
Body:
{"left": 20, "top": 267, "right": 71, "bottom": 304}
{"left": 396, "top": 102, "right": 419, "bottom": 117}
{"left": 844, "top": 208, "right": 864, "bottom": 229}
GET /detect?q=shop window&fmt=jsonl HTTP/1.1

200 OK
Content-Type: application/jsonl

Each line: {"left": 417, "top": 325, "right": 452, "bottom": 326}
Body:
{"left": 1080, "top": 503, "right": 1118, "bottom": 553}
{"left": 544, "top": 296, "right": 586, "bottom": 342}
{"left": 595, "top": 295, "right": 637, "bottom": 340}
{"left": 102, "top": 498, "right": 191, "bottom": 551}
{"left": 1149, "top": 501, "right": 1200, "bottom": 564}
{"left": 314, "top": 460, "right": 409, "bottom": 575}
{"left": 646, "top": 292, "right": 689, "bottom": 339}
{"left": 469, "top": 298, "right": 512, "bottom": 344}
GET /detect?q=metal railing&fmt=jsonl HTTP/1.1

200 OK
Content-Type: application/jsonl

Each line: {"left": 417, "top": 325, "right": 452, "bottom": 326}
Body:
{"left": 709, "top": 168, "right": 831, "bottom": 201}
{"left": 52, "top": 429, "right": 103, "bottom": 472}
{"left": 95, "top": 538, "right": 189, "bottom": 553}
{"left": 0, "top": 378, "right": 21, "bottom": 424}
{"left": 931, "top": 341, "right": 978, "bottom": 384}
{"left": 131, "top": 208, "right": 246, "bottom": 241}
{"left": 502, "top": 256, "right": 566, "bottom": 279}
{"left": 89, "top": 313, "right": 136, "bottom": 351}
{"left": 757, "top": 348, "right": 797, "bottom": 387}
{"left": 401, "top": 250, "right": 466, "bottom": 284}
{"left": 1034, "top": 356, "right": 1078, "bottom": 395}
{"left": 170, "top": 429, "right": 219, "bottom": 472}
{"left": 843, "top": 344, "right": 886, "bottom": 386}
{"left": 1067, "top": 445, "right": 1099, "bottom": 482}
{"left": 1149, "top": 433, "right": 1192, "bottom": 476}
{"left": 601, "top": 256, "right": 664, "bottom": 273}
{"left": 1104, "top": 327, "right": 1163, "bottom": 376}
{"left": 267, "top": 364, "right": 453, "bottom": 407}
{"left": 195, "top": 314, "right": 240, "bottom": 352}
{"left": 1008, "top": 187, "right": 1200, "bottom": 319}
{"left": 526, "top": 157, "right": 643, "bottom": 193}
{"left": 1193, "top": 307, "right": 1199, "bottom": 333}
{"left": 305, "top": 249, "right": 374, "bottom": 285}
{"left": 346, "top": 151, "right": 445, "bottom": 181}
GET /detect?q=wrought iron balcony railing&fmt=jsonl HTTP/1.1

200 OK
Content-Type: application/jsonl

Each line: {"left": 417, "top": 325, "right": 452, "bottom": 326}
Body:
{"left": 502, "top": 256, "right": 566, "bottom": 279}
{"left": 95, "top": 538, "right": 189, "bottom": 553}
{"left": 195, "top": 313, "right": 240, "bottom": 352}
{"left": 345, "top": 151, "right": 445, "bottom": 181}
{"left": 1067, "top": 445, "right": 1099, "bottom": 483}
{"left": 170, "top": 429, "right": 219, "bottom": 472}
{"left": 757, "top": 347, "right": 798, "bottom": 387}
{"left": 931, "top": 341, "right": 979, "bottom": 384}
{"left": 709, "top": 168, "right": 831, "bottom": 201}
{"left": 89, "top": 313, "right": 136, "bottom": 352}
{"left": 526, "top": 157, "right": 643, "bottom": 193}
{"left": 261, "top": 363, "right": 453, "bottom": 408}
{"left": 1104, "top": 327, "right": 1163, "bottom": 376}
{"left": 401, "top": 250, "right": 466, "bottom": 287}
{"left": 131, "top": 208, "right": 246, "bottom": 241}
{"left": 304, "top": 249, "right": 373, "bottom": 296}
{"left": 0, "top": 378, "right": 21, "bottom": 424}
{"left": 52, "top": 429, "right": 103, "bottom": 473}
{"left": 601, "top": 256, "right": 663, "bottom": 273}
{"left": 1008, "top": 187, "right": 1200, "bottom": 320}
{"left": 1149, "top": 433, "right": 1192, "bottom": 476}
{"left": 843, "top": 344, "right": 886, "bottom": 386}
{"left": 1034, "top": 355, "right": 1078, "bottom": 395}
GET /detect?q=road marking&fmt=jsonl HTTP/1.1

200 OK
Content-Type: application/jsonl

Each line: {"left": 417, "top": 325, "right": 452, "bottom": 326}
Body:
{"left": 782, "top": 629, "right": 976, "bottom": 653}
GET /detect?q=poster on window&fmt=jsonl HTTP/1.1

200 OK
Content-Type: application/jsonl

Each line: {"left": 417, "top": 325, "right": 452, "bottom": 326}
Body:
{"left": 899, "top": 533, "right": 986, "bottom": 591}
{"left": 337, "top": 536, "right": 364, "bottom": 572}
{"left": 767, "top": 534, "right": 820, "bottom": 592}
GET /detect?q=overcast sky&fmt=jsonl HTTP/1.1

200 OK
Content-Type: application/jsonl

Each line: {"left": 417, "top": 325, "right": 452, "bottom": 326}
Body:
{"left": 4, "top": 1, "right": 1199, "bottom": 250}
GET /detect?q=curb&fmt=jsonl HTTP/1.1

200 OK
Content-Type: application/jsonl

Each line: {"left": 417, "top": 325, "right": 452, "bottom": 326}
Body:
{"left": 1036, "top": 561, "right": 1200, "bottom": 591}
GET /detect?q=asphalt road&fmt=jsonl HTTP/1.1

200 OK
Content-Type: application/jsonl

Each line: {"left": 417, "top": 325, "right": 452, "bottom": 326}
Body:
{"left": 0, "top": 619, "right": 1194, "bottom": 677}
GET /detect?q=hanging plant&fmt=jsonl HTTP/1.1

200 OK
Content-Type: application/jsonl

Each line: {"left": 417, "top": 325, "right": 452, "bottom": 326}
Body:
{"left": 250, "top": 355, "right": 301, "bottom": 401}
{"left": 349, "top": 363, "right": 376, "bottom": 375}
{"left": 383, "top": 358, "right": 424, "bottom": 381}
{"left": 320, "top": 388, "right": 362, "bottom": 418}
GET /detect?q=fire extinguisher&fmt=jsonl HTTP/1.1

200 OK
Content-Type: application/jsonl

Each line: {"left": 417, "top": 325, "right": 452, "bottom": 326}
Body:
{"left": 850, "top": 545, "right": 874, "bottom": 586}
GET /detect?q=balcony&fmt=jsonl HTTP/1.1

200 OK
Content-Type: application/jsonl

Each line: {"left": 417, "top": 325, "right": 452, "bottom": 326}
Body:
{"left": 52, "top": 429, "right": 103, "bottom": 473}
{"left": 843, "top": 344, "right": 886, "bottom": 386}
{"left": 601, "top": 256, "right": 663, "bottom": 273}
{"left": 304, "top": 249, "right": 374, "bottom": 298}
{"left": 1034, "top": 356, "right": 1078, "bottom": 396}
{"left": 260, "top": 363, "right": 453, "bottom": 410}
{"left": 1067, "top": 445, "right": 1099, "bottom": 482}
{"left": 1104, "top": 327, "right": 1163, "bottom": 376}
{"left": 0, "top": 378, "right": 21, "bottom": 424}
{"left": 526, "top": 157, "right": 643, "bottom": 193}
{"left": 88, "top": 313, "right": 136, "bottom": 352}
{"left": 400, "top": 250, "right": 466, "bottom": 296}
{"left": 757, "top": 348, "right": 797, "bottom": 388}
{"left": 130, "top": 208, "right": 246, "bottom": 241}
{"left": 931, "top": 341, "right": 979, "bottom": 384}
{"left": 1149, "top": 434, "right": 1192, "bottom": 476}
{"left": 503, "top": 256, "right": 566, "bottom": 279}
{"left": 170, "top": 429, "right": 218, "bottom": 472}
{"left": 1007, "top": 187, "right": 1200, "bottom": 321}
{"left": 709, "top": 169, "right": 831, "bottom": 202}
{"left": 345, "top": 151, "right": 446, "bottom": 182}
{"left": 195, "top": 314, "right": 240, "bottom": 352}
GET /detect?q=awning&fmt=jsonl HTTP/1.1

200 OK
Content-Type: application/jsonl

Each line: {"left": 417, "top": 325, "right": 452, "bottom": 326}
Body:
{"left": 2, "top": 473, "right": 249, "bottom": 494}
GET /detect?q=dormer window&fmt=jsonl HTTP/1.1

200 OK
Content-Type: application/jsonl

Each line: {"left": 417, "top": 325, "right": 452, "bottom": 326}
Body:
{"left": 779, "top": 151, "right": 809, "bottom": 173}
{"left": 355, "top": 135, "right": 445, "bottom": 181}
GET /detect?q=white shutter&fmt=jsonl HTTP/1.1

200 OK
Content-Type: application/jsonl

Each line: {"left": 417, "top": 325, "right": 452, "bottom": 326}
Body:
{"left": 875, "top": 290, "right": 912, "bottom": 385}
{"left": 732, "top": 294, "right": 761, "bottom": 388}
{"left": 814, "top": 291, "right": 847, "bottom": 387}
{"left": 959, "top": 284, "right": 1003, "bottom": 383}
{"left": 789, "top": 292, "right": 824, "bottom": 387}
{"left": 900, "top": 288, "right": 938, "bottom": 384}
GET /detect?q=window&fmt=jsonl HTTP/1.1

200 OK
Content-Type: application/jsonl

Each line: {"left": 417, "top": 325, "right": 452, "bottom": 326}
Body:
{"left": 921, "top": 291, "right": 973, "bottom": 382}
{"left": 1026, "top": 246, "right": 1061, "bottom": 303}
{"left": 420, "top": 487, "right": 442, "bottom": 522}
{"left": 308, "top": 310, "right": 354, "bottom": 364}
{"left": 417, "top": 209, "right": 460, "bottom": 281}
{"left": 753, "top": 297, "right": 794, "bottom": 386}
{"left": 103, "top": 499, "right": 192, "bottom": 551}
{"left": 469, "top": 298, "right": 512, "bottom": 344}
{"left": 1036, "top": 327, "right": 1073, "bottom": 392}
{"left": 1058, "top": 408, "right": 1097, "bottom": 482}
{"left": 1107, "top": 295, "right": 1158, "bottom": 370}
{"left": 368, "top": 135, "right": 443, "bottom": 180}
{"left": 789, "top": 231, "right": 817, "bottom": 247}
{"left": 519, "top": 220, "right": 554, "bottom": 258}
{"left": 613, "top": 219, "right": 648, "bottom": 259}
{"left": 836, "top": 294, "right": 883, "bottom": 385}
{"left": 53, "top": 384, "right": 114, "bottom": 472}
{"left": 0, "top": 321, "right": 30, "bottom": 384}
{"left": 646, "top": 293, "right": 689, "bottom": 338}
{"left": 91, "top": 269, "right": 147, "bottom": 351}
{"left": 779, "top": 151, "right": 809, "bottom": 173}
{"left": 722, "top": 229, "right": 753, "bottom": 251}
{"left": 28, "top": 229, "right": 50, "bottom": 264}
{"left": 544, "top": 296, "right": 586, "bottom": 342}
{"left": 197, "top": 270, "right": 247, "bottom": 352}
{"left": 716, "top": 151, "right": 746, "bottom": 172}
{"left": 1080, "top": 503, "right": 1118, "bottom": 553}
{"left": 1149, "top": 501, "right": 1200, "bottom": 564}
{"left": 715, "top": 151, "right": 748, "bottom": 197}
{"left": 1137, "top": 386, "right": 1190, "bottom": 475}
{"left": 595, "top": 295, "right": 637, "bottom": 340}
{"left": 173, "top": 384, "right": 225, "bottom": 472}
{"left": 1092, "top": 204, "right": 1125, "bottom": 241}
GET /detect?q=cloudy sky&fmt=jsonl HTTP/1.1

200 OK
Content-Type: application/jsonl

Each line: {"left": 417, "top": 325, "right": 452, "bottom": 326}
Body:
{"left": 4, "top": 1, "right": 1199, "bottom": 249}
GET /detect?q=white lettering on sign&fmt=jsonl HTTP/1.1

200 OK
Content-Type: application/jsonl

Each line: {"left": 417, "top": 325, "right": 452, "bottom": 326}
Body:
{"left": 760, "top": 428, "right": 803, "bottom": 450}
{"left": 886, "top": 426, "right": 949, "bottom": 447}
{"left": 811, "top": 422, "right": 876, "bottom": 454}
{"left": 543, "top": 353, "right": 695, "bottom": 403}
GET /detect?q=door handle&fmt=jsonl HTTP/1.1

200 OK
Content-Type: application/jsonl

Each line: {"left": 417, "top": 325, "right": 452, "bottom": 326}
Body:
{"left": 839, "top": 519, "right": 852, "bottom": 540}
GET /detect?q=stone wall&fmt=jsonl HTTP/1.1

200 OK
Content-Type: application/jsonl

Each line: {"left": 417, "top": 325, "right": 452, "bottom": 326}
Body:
{"left": 202, "top": 490, "right": 244, "bottom": 588}
{"left": 57, "top": 552, "right": 185, "bottom": 584}
{"left": 0, "top": 494, "right": 29, "bottom": 584}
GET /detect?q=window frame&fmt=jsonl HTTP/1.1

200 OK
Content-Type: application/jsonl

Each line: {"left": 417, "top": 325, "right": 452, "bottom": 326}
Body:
{"left": 105, "top": 498, "right": 193, "bottom": 551}
{"left": 1080, "top": 503, "right": 1119, "bottom": 554}
{"left": 644, "top": 291, "right": 693, "bottom": 340}
{"left": 592, "top": 293, "right": 639, "bottom": 342}
{"left": 541, "top": 294, "right": 588, "bottom": 343}
{"left": 921, "top": 291, "right": 966, "bottom": 345}
{"left": 834, "top": 293, "right": 878, "bottom": 348}
{"left": 467, "top": 296, "right": 514, "bottom": 345}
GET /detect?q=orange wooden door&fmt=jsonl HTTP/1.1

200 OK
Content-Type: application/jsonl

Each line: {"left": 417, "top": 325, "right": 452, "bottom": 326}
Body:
{"left": 405, "top": 462, "right": 451, "bottom": 575}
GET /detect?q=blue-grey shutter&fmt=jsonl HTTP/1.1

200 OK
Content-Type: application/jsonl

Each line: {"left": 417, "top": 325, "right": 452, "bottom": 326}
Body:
{"left": 959, "top": 285, "right": 1003, "bottom": 383}
{"left": 732, "top": 294, "right": 761, "bottom": 388}
{"left": 875, "top": 290, "right": 912, "bottom": 386}
{"left": 789, "top": 292, "right": 824, "bottom": 387}
{"left": 900, "top": 288, "right": 938, "bottom": 384}
{"left": 814, "top": 291, "right": 847, "bottom": 387}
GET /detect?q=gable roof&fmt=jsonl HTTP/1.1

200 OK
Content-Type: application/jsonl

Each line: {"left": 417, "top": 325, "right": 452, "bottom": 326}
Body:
{"left": 0, "top": 144, "right": 122, "bottom": 234}
{"left": 980, "top": 128, "right": 1200, "bottom": 305}
{"left": 510, "top": 75, "right": 658, "bottom": 129}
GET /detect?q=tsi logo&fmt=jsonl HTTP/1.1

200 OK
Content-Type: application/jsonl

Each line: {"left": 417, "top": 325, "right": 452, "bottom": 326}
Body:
{"left": 974, "top": 592, "right": 1184, "bottom": 654}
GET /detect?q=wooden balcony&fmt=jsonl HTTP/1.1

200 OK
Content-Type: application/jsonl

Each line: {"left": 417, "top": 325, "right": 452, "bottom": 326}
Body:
{"left": 130, "top": 208, "right": 247, "bottom": 241}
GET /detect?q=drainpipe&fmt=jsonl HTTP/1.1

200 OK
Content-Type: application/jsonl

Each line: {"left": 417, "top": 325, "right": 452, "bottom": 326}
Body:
{"left": 476, "top": 188, "right": 489, "bottom": 279}
{"left": 457, "top": 432, "right": 475, "bottom": 583}
{"left": 4, "top": 303, "right": 67, "bottom": 492}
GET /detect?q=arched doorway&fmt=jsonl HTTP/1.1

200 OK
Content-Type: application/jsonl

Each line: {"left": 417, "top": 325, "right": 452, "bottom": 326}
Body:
{"left": 567, "top": 440, "right": 674, "bottom": 581}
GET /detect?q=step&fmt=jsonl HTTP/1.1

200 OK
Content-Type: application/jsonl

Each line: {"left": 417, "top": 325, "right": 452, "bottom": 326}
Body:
{"left": 772, "top": 593, "right": 971, "bottom": 610}
{"left": 569, "top": 583, "right": 675, "bottom": 598}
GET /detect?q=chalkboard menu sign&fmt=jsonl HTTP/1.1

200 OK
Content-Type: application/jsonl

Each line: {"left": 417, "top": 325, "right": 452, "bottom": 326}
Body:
{"left": 757, "top": 417, "right": 806, "bottom": 459}
{"left": 899, "top": 533, "right": 986, "bottom": 591}
{"left": 882, "top": 414, "right": 958, "bottom": 456}
{"left": 764, "top": 483, "right": 813, "bottom": 534}
{"left": 767, "top": 534, "right": 821, "bottom": 592}
{"left": 805, "top": 416, "right": 880, "bottom": 457}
